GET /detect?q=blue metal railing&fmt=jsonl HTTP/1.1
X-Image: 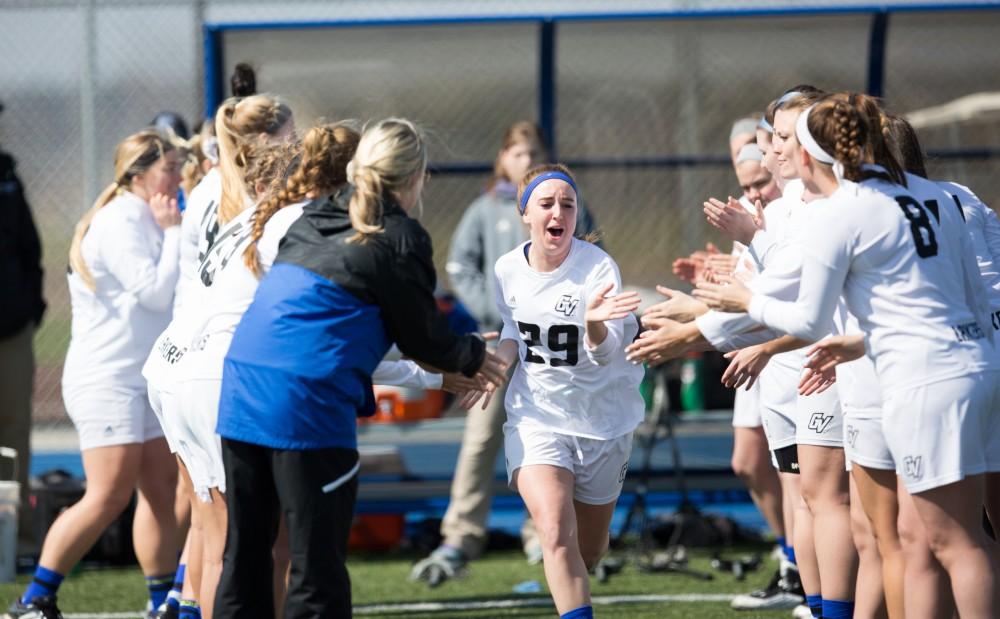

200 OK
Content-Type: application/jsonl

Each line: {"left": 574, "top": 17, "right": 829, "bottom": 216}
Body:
{"left": 203, "top": 2, "right": 1000, "bottom": 172}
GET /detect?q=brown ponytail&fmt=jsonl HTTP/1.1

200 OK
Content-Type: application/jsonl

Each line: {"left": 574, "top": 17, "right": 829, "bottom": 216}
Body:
{"left": 806, "top": 97, "right": 868, "bottom": 182}
{"left": 243, "top": 122, "right": 360, "bottom": 277}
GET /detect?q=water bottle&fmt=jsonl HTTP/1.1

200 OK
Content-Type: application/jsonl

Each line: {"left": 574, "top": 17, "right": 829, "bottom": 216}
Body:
{"left": 679, "top": 352, "right": 705, "bottom": 413}
{"left": 0, "top": 447, "right": 19, "bottom": 583}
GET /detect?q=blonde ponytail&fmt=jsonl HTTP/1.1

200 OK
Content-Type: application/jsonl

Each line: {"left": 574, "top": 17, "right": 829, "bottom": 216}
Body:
{"left": 346, "top": 118, "right": 427, "bottom": 244}
{"left": 214, "top": 94, "right": 294, "bottom": 225}
{"left": 68, "top": 130, "right": 172, "bottom": 291}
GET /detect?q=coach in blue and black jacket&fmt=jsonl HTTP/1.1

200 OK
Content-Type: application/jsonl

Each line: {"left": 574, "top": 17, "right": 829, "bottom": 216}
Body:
{"left": 213, "top": 120, "right": 506, "bottom": 618}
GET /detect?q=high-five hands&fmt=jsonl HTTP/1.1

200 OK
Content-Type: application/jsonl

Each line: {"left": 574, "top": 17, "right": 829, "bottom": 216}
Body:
{"left": 693, "top": 273, "right": 753, "bottom": 313}
{"left": 585, "top": 283, "right": 642, "bottom": 323}
{"left": 642, "top": 285, "right": 708, "bottom": 325}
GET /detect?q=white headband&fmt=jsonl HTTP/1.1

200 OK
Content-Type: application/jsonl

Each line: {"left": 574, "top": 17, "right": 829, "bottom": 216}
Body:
{"left": 735, "top": 143, "right": 763, "bottom": 164}
{"left": 794, "top": 105, "right": 835, "bottom": 164}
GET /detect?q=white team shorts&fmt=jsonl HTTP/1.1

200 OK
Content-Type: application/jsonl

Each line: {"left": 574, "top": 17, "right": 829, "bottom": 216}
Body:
{"left": 883, "top": 371, "right": 1000, "bottom": 494}
{"left": 65, "top": 386, "right": 165, "bottom": 451}
{"left": 842, "top": 408, "right": 894, "bottom": 471}
{"left": 161, "top": 377, "right": 226, "bottom": 503}
{"left": 503, "top": 423, "right": 633, "bottom": 505}
{"left": 757, "top": 363, "right": 797, "bottom": 453}
{"left": 795, "top": 383, "right": 844, "bottom": 448}
{"left": 732, "top": 380, "right": 763, "bottom": 428}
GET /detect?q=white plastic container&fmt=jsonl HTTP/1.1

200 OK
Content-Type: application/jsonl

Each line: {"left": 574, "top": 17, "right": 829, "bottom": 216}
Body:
{"left": 0, "top": 446, "right": 19, "bottom": 583}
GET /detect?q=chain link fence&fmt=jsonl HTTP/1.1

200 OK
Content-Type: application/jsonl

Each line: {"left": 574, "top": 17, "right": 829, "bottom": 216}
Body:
{"left": 2, "top": 0, "right": 999, "bottom": 430}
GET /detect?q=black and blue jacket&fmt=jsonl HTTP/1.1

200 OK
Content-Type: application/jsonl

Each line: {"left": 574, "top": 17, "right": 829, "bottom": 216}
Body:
{"left": 216, "top": 190, "right": 486, "bottom": 450}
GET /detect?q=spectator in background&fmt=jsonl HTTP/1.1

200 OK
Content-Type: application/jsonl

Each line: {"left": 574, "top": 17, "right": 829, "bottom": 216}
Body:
{"left": 0, "top": 100, "right": 46, "bottom": 554}
{"left": 411, "top": 121, "right": 599, "bottom": 585}
{"left": 153, "top": 112, "right": 191, "bottom": 142}
{"left": 728, "top": 115, "right": 759, "bottom": 163}
{"left": 230, "top": 63, "right": 256, "bottom": 98}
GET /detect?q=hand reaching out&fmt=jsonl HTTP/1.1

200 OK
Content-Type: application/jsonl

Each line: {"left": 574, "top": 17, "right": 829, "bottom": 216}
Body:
{"left": 585, "top": 283, "right": 641, "bottom": 323}
{"left": 804, "top": 335, "right": 866, "bottom": 373}
{"left": 720, "top": 345, "right": 771, "bottom": 390}
{"left": 692, "top": 274, "right": 752, "bottom": 313}
{"left": 798, "top": 366, "right": 837, "bottom": 396}
{"left": 641, "top": 285, "right": 707, "bottom": 325}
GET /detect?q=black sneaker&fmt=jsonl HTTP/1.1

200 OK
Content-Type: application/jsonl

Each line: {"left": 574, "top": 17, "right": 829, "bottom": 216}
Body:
{"left": 4, "top": 596, "right": 63, "bottom": 619}
{"left": 153, "top": 603, "right": 179, "bottom": 619}
{"left": 729, "top": 563, "right": 805, "bottom": 610}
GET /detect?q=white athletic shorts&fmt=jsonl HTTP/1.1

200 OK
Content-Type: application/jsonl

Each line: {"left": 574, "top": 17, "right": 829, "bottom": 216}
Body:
{"left": 65, "top": 385, "right": 165, "bottom": 451}
{"left": 732, "top": 380, "right": 763, "bottom": 428}
{"left": 503, "top": 423, "right": 633, "bottom": 505}
{"left": 162, "top": 377, "right": 226, "bottom": 502}
{"left": 843, "top": 408, "right": 894, "bottom": 471}
{"left": 757, "top": 362, "right": 797, "bottom": 453}
{"left": 883, "top": 371, "right": 1000, "bottom": 494}
{"left": 795, "top": 383, "right": 843, "bottom": 448}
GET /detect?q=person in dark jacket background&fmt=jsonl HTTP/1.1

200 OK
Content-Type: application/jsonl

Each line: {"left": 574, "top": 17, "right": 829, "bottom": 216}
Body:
{"left": 213, "top": 118, "right": 508, "bottom": 618}
{"left": 0, "top": 104, "right": 46, "bottom": 552}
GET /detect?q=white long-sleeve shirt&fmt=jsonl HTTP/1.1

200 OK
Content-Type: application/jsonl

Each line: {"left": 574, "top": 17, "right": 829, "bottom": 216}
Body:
{"left": 940, "top": 181, "right": 1000, "bottom": 312}
{"left": 695, "top": 180, "right": 814, "bottom": 362}
{"left": 174, "top": 168, "right": 221, "bottom": 314}
{"left": 495, "top": 238, "right": 644, "bottom": 439}
{"left": 64, "top": 191, "right": 180, "bottom": 395}
{"left": 747, "top": 177, "right": 996, "bottom": 396}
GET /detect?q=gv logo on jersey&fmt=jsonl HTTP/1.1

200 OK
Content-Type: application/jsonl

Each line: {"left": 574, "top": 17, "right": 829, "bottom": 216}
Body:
{"left": 846, "top": 426, "right": 859, "bottom": 448}
{"left": 903, "top": 456, "right": 923, "bottom": 480}
{"left": 808, "top": 412, "right": 834, "bottom": 434}
{"left": 554, "top": 294, "right": 579, "bottom": 317}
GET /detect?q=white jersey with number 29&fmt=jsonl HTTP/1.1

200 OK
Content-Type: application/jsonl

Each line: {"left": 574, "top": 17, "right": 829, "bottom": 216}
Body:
{"left": 495, "top": 238, "right": 644, "bottom": 440}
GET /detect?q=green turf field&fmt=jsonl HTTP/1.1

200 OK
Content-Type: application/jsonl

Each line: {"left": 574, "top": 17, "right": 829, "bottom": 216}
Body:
{"left": 0, "top": 545, "right": 796, "bottom": 617}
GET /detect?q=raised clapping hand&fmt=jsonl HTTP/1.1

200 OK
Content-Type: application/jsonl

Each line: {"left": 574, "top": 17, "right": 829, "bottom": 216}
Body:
{"left": 703, "top": 196, "right": 764, "bottom": 245}
{"left": 704, "top": 252, "right": 739, "bottom": 277}
{"left": 672, "top": 242, "right": 719, "bottom": 284}
{"left": 692, "top": 273, "right": 753, "bottom": 313}
{"left": 803, "top": 334, "right": 866, "bottom": 373}
{"left": 150, "top": 192, "right": 181, "bottom": 230}
{"left": 625, "top": 316, "right": 689, "bottom": 367}
{"left": 720, "top": 345, "right": 772, "bottom": 390}
{"left": 641, "top": 285, "right": 707, "bottom": 326}
{"left": 585, "top": 283, "right": 642, "bottom": 324}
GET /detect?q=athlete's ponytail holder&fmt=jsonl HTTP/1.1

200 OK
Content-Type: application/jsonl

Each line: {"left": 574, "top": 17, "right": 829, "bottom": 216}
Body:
{"left": 795, "top": 105, "right": 843, "bottom": 184}
{"left": 518, "top": 171, "right": 578, "bottom": 215}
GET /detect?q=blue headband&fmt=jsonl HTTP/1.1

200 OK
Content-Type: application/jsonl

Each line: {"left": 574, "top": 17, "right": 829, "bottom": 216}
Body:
{"left": 518, "top": 171, "right": 578, "bottom": 214}
{"left": 757, "top": 117, "right": 773, "bottom": 134}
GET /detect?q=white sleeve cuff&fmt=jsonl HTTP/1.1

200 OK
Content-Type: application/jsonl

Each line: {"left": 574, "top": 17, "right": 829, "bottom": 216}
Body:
{"left": 747, "top": 294, "right": 768, "bottom": 324}
{"left": 584, "top": 330, "right": 618, "bottom": 365}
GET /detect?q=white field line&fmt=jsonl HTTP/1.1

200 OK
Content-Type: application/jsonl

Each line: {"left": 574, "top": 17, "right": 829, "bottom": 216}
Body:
{"left": 355, "top": 592, "right": 736, "bottom": 614}
{"left": 63, "top": 592, "right": 736, "bottom": 618}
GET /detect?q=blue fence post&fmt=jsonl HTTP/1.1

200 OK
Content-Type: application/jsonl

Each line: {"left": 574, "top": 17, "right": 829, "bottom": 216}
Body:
{"left": 866, "top": 10, "right": 889, "bottom": 98}
{"left": 539, "top": 19, "right": 557, "bottom": 160}
{"left": 203, "top": 24, "right": 225, "bottom": 120}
